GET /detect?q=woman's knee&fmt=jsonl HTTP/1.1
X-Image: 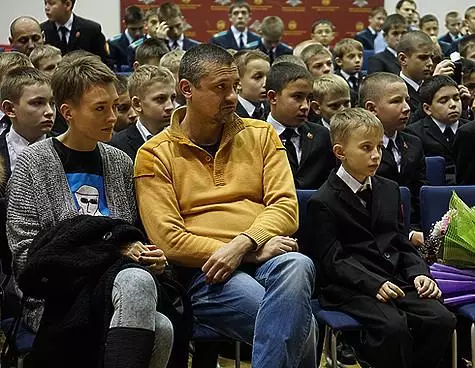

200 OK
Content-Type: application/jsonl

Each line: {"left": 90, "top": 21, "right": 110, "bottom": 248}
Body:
{"left": 113, "top": 268, "right": 157, "bottom": 305}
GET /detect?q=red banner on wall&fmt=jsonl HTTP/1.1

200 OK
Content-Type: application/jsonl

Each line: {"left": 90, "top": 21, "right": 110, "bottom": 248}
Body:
{"left": 120, "top": 0, "right": 384, "bottom": 47}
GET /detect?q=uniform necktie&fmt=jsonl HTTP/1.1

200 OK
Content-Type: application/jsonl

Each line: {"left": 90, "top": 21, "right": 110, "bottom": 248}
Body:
{"left": 349, "top": 74, "right": 359, "bottom": 91}
{"left": 251, "top": 103, "right": 264, "bottom": 120}
{"left": 280, "top": 128, "right": 298, "bottom": 167}
{"left": 59, "top": 26, "right": 68, "bottom": 52}
{"left": 357, "top": 187, "right": 372, "bottom": 210}
{"left": 239, "top": 33, "right": 244, "bottom": 49}
{"left": 172, "top": 40, "right": 179, "bottom": 50}
{"left": 443, "top": 126, "right": 455, "bottom": 144}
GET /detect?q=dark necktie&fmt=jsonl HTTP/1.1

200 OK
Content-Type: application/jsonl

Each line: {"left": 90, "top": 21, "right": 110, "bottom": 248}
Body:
{"left": 251, "top": 103, "right": 264, "bottom": 120}
{"left": 357, "top": 187, "right": 372, "bottom": 210}
{"left": 280, "top": 128, "right": 298, "bottom": 169}
{"left": 268, "top": 48, "right": 275, "bottom": 64}
{"left": 444, "top": 126, "right": 455, "bottom": 144}
{"left": 349, "top": 74, "right": 359, "bottom": 91}
{"left": 239, "top": 33, "right": 244, "bottom": 49}
{"left": 59, "top": 26, "right": 68, "bottom": 52}
{"left": 386, "top": 139, "right": 397, "bottom": 161}
{"left": 172, "top": 40, "right": 179, "bottom": 50}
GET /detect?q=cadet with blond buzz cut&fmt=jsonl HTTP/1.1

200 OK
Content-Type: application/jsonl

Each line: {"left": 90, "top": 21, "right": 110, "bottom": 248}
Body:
{"left": 29, "top": 45, "right": 62, "bottom": 76}
{"left": 301, "top": 43, "right": 334, "bottom": 78}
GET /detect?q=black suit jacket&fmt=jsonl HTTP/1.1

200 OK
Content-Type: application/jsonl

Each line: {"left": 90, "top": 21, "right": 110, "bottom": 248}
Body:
{"left": 245, "top": 38, "right": 293, "bottom": 61}
{"left": 454, "top": 120, "right": 475, "bottom": 184}
{"left": 404, "top": 81, "right": 425, "bottom": 124}
{"left": 41, "top": 15, "right": 107, "bottom": 62}
{"left": 405, "top": 116, "right": 469, "bottom": 184}
{"left": 109, "top": 124, "right": 145, "bottom": 161}
{"left": 108, "top": 32, "right": 131, "bottom": 68}
{"left": 285, "top": 121, "right": 335, "bottom": 189}
{"left": 334, "top": 70, "right": 362, "bottom": 107}
{"left": 355, "top": 28, "right": 377, "bottom": 50}
{"left": 376, "top": 132, "right": 426, "bottom": 226}
{"left": 210, "top": 29, "right": 259, "bottom": 51}
{"left": 305, "top": 171, "right": 430, "bottom": 306}
{"left": 367, "top": 48, "right": 401, "bottom": 75}
{"left": 439, "top": 33, "right": 455, "bottom": 45}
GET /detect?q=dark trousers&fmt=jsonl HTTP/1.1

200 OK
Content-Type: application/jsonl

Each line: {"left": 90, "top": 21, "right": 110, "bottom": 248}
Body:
{"left": 336, "top": 290, "right": 456, "bottom": 368}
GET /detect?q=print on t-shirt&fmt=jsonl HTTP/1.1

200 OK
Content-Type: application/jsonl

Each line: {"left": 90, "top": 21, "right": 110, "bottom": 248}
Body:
{"left": 66, "top": 173, "right": 110, "bottom": 216}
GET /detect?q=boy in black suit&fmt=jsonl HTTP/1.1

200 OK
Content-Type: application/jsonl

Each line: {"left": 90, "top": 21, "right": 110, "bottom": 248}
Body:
{"left": 306, "top": 107, "right": 455, "bottom": 368}
{"left": 355, "top": 6, "right": 387, "bottom": 50}
{"left": 234, "top": 50, "right": 270, "bottom": 120}
{"left": 108, "top": 6, "right": 144, "bottom": 70}
{"left": 333, "top": 39, "right": 364, "bottom": 106}
{"left": 360, "top": 72, "right": 426, "bottom": 247}
{"left": 406, "top": 75, "right": 472, "bottom": 184}
{"left": 110, "top": 65, "right": 175, "bottom": 161}
{"left": 0, "top": 67, "right": 55, "bottom": 190}
{"left": 439, "top": 11, "right": 463, "bottom": 45}
{"left": 42, "top": 0, "right": 107, "bottom": 62}
{"left": 309, "top": 74, "right": 351, "bottom": 129}
{"left": 245, "top": 16, "right": 292, "bottom": 64}
{"left": 266, "top": 62, "right": 334, "bottom": 189}
{"left": 126, "top": 8, "right": 160, "bottom": 67}
{"left": 210, "top": 1, "right": 259, "bottom": 51}
{"left": 368, "top": 14, "right": 407, "bottom": 76}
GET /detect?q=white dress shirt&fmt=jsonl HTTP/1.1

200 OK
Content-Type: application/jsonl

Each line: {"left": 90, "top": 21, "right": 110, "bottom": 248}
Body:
{"left": 339, "top": 70, "right": 359, "bottom": 89}
{"left": 399, "top": 72, "right": 421, "bottom": 92}
{"left": 55, "top": 13, "right": 74, "bottom": 44}
{"left": 336, "top": 165, "right": 372, "bottom": 206}
{"left": 136, "top": 120, "right": 153, "bottom": 142}
{"left": 6, "top": 127, "right": 46, "bottom": 172}
{"left": 168, "top": 34, "right": 184, "bottom": 50}
{"left": 431, "top": 117, "right": 459, "bottom": 135}
{"left": 231, "top": 25, "right": 248, "bottom": 47}
{"left": 267, "top": 114, "right": 302, "bottom": 164}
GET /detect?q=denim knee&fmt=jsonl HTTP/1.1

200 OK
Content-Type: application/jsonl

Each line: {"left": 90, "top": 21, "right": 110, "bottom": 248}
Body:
{"left": 275, "top": 252, "right": 316, "bottom": 282}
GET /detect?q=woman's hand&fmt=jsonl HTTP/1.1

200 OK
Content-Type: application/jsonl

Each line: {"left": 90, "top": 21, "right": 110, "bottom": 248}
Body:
{"left": 123, "top": 242, "right": 168, "bottom": 274}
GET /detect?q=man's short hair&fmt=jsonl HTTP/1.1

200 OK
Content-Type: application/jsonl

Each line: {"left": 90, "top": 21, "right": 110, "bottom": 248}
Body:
{"left": 382, "top": 14, "right": 407, "bottom": 34}
{"left": 272, "top": 54, "right": 306, "bottom": 68}
{"left": 0, "top": 51, "right": 32, "bottom": 83}
{"left": 51, "top": 56, "right": 117, "bottom": 107}
{"left": 160, "top": 49, "right": 186, "bottom": 75}
{"left": 158, "top": 2, "right": 182, "bottom": 22}
{"left": 228, "top": 1, "right": 251, "bottom": 15}
{"left": 460, "top": 34, "right": 475, "bottom": 58}
{"left": 300, "top": 43, "right": 332, "bottom": 67}
{"left": 128, "top": 64, "right": 175, "bottom": 99}
{"left": 311, "top": 19, "right": 334, "bottom": 34}
{"left": 124, "top": 5, "right": 144, "bottom": 24}
{"left": 332, "top": 38, "right": 363, "bottom": 59}
{"left": 135, "top": 38, "right": 169, "bottom": 65}
{"left": 234, "top": 49, "right": 269, "bottom": 77}
{"left": 1, "top": 66, "right": 50, "bottom": 104}
{"left": 395, "top": 0, "right": 416, "bottom": 11}
{"left": 419, "top": 75, "right": 458, "bottom": 105}
{"left": 265, "top": 62, "right": 313, "bottom": 94}
{"left": 179, "top": 44, "right": 234, "bottom": 87}
{"left": 465, "top": 6, "right": 475, "bottom": 19}
{"left": 419, "top": 14, "right": 439, "bottom": 29}
{"left": 358, "top": 72, "right": 405, "bottom": 106}
{"left": 29, "top": 44, "right": 61, "bottom": 69}
{"left": 312, "top": 74, "right": 350, "bottom": 103}
{"left": 330, "top": 107, "right": 384, "bottom": 146}
{"left": 116, "top": 74, "right": 129, "bottom": 95}
{"left": 370, "top": 6, "right": 387, "bottom": 17}
{"left": 445, "top": 11, "right": 460, "bottom": 23}
{"left": 396, "top": 30, "right": 433, "bottom": 55}
{"left": 260, "top": 16, "right": 284, "bottom": 41}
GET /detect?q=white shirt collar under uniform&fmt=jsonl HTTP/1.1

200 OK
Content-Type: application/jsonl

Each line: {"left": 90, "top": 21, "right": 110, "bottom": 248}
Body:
{"left": 136, "top": 120, "right": 153, "bottom": 143}
{"left": 231, "top": 25, "right": 248, "bottom": 47}
{"left": 336, "top": 164, "right": 372, "bottom": 194}
{"left": 399, "top": 72, "right": 421, "bottom": 92}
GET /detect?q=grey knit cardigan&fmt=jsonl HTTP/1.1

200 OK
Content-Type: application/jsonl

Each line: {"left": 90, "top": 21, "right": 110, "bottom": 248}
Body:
{"left": 6, "top": 138, "right": 137, "bottom": 331}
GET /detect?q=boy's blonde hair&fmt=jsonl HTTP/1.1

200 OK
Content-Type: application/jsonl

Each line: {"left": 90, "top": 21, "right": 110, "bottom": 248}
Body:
{"left": 0, "top": 51, "right": 32, "bottom": 84}
{"left": 51, "top": 56, "right": 117, "bottom": 107}
{"left": 301, "top": 43, "right": 332, "bottom": 68}
{"left": 330, "top": 107, "right": 383, "bottom": 145}
{"left": 1, "top": 66, "right": 50, "bottom": 104}
{"left": 29, "top": 44, "right": 61, "bottom": 69}
{"left": 312, "top": 74, "right": 350, "bottom": 102}
{"left": 332, "top": 38, "right": 363, "bottom": 59}
{"left": 260, "top": 16, "right": 284, "bottom": 41}
{"left": 128, "top": 64, "right": 176, "bottom": 99}
{"left": 233, "top": 49, "right": 269, "bottom": 77}
{"left": 160, "top": 49, "right": 185, "bottom": 75}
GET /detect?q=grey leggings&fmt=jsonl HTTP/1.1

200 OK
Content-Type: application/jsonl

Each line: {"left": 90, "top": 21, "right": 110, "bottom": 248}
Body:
{"left": 110, "top": 268, "right": 174, "bottom": 368}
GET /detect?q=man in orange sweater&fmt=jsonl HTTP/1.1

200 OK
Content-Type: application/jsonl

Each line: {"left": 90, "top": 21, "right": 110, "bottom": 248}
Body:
{"left": 135, "top": 44, "right": 317, "bottom": 367}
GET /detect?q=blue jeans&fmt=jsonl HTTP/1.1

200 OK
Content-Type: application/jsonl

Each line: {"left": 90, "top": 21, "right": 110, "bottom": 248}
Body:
{"left": 188, "top": 252, "right": 317, "bottom": 368}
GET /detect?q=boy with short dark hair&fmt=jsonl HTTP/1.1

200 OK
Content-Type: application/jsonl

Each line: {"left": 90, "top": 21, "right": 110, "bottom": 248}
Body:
{"left": 246, "top": 16, "right": 292, "bottom": 64}
{"left": 114, "top": 74, "right": 137, "bottom": 133}
{"left": 333, "top": 38, "right": 364, "bottom": 106}
{"left": 360, "top": 72, "right": 426, "bottom": 246}
{"left": 419, "top": 14, "right": 451, "bottom": 56}
{"left": 29, "top": 44, "right": 62, "bottom": 76}
{"left": 306, "top": 107, "right": 456, "bottom": 368}
{"left": 355, "top": 7, "right": 387, "bottom": 50}
{"left": 439, "top": 11, "right": 463, "bottom": 44}
{"left": 0, "top": 67, "right": 55, "bottom": 188}
{"left": 460, "top": 34, "right": 475, "bottom": 61}
{"left": 368, "top": 14, "right": 407, "bottom": 75}
{"left": 311, "top": 19, "right": 335, "bottom": 48}
{"left": 133, "top": 38, "right": 169, "bottom": 70}
{"left": 108, "top": 6, "right": 144, "bottom": 69}
{"left": 300, "top": 43, "right": 334, "bottom": 77}
{"left": 309, "top": 74, "right": 351, "bottom": 129}
{"left": 234, "top": 49, "right": 270, "bottom": 120}
{"left": 406, "top": 75, "right": 472, "bottom": 184}
{"left": 266, "top": 62, "right": 334, "bottom": 189}
{"left": 110, "top": 65, "right": 176, "bottom": 161}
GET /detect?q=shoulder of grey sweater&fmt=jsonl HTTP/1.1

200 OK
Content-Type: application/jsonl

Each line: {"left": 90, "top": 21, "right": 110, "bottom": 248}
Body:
{"left": 98, "top": 142, "right": 133, "bottom": 172}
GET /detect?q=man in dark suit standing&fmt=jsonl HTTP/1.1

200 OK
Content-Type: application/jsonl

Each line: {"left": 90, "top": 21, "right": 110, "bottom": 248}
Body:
{"left": 367, "top": 14, "right": 407, "bottom": 75}
{"left": 42, "top": 0, "right": 107, "bottom": 62}
{"left": 355, "top": 7, "right": 387, "bottom": 50}
{"left": 210, "top": 1, "right": 259, "bottom": 51}
{"left": 108, "top": 6, "right": 144, "bottom": 70}
{"left": 266, "top": 62, "right": 334, "bottom": 190}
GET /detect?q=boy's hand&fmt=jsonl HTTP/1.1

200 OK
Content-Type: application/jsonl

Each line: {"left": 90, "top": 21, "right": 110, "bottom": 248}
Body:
{"left": 410, "top": 231, "right": 424, "bottom": 247}
{"left": 376, "top": 281, "right": 405, "bottom": 302}
{"left": 155, "top": 21, "right": 169, "bottom": 39}
{"left": 459, "top": 85, "right": 472, "bottom": 109}
{"left": 254, "top": 236, "right": 298, "bottom": 263}
{"left": 433, "top": 59, "right": 454, "bottom": 76}
{"left": 414, "top": 275, "right": 442, "bottom": 298}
